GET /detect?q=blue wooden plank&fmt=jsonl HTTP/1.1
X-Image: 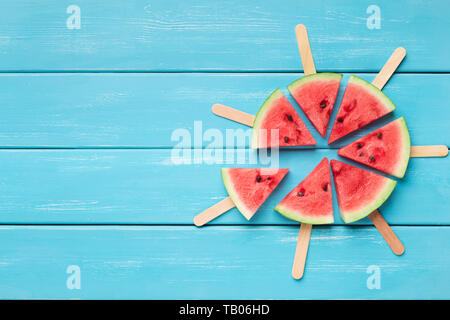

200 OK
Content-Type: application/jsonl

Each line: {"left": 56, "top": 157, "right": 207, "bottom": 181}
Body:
{"left": 0, "top": 1, "right": 448, "bottom": 71}
{"left": 0, "top": 149, "right": 446, "bottom": 225}
{"left": 0, "top": 73, "right": 447, "bottom": 148}
{"left": 0, "top": 225, "right": 448, "bottom": 299}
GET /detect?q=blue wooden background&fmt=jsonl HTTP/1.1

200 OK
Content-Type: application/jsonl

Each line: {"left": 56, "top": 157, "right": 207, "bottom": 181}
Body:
{"left": 0, "top": 1, "right": 448, "bottom": 299}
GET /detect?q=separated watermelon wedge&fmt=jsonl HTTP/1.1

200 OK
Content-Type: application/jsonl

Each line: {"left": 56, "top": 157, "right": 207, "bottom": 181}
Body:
{"left": 328, "top": 75, "right": 396, "bottom": 144}
{"left": 222, "top": 168, "right": 289, "bottom": 220}
{"left": 330, "top": 160, "right": 396, "bottom": 223}
{"left": 288, "top": 73, "right": 342, "bottom": 137}
{"left": 275, "top": 158, "right": 333, "bottom": 224}
{"left": 338, "top": 117, "right": 411, "bottom": 178}
{"left": 251, "top": 89, "right": 316, "bottom": 148}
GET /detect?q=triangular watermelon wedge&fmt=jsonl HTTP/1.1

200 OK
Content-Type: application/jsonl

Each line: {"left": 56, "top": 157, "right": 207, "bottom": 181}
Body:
{"left": 338, "top": 117, "right": 411, "bottom": 178}
{"left": 222, "top": 168, "right": 289, "bottom": 220}
{"left": 330, "top": 160, "right": 396, "bottom": 223}
{"left": 288, "top": 73, "right": 342, "bottom": 137}
{"left": 328, "top": 75, "right": 396, "bottom": 144}
{"left": 275, "top": 158, "right": 333, "bottom": 224}
{"left": 251, "top": 89, "right": 316, "bottom": 148}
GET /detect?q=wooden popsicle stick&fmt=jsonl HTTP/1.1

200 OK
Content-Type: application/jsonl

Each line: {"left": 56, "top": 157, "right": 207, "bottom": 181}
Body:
{"left": 411, "top": 145, "right": 448, "bottom": 158}
{"left": 368, "top": 210, "right": 404, "bottom": 255}
{"left": 372, "top": 47, "right": 406, "bottom": 90}
{"left": 211, "top": 104, "right": 255, "bottom": 127}
{"left": 292, "top": 223, "right": 312, "bottom": 279}
{"left": 295, "top": 24, "right": 316, "bottom": 75}
{"left": 193, "top": 196, "right": 236, "bottom": 227}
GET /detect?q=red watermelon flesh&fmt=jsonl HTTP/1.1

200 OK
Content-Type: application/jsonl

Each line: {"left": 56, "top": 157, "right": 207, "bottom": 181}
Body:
{"left": 328, "top": 75, "right": 396, "bottom": 144}
{"left": 251, "top": 89, "right": 316, "bottom": 148}
{"left": 330, "top": 160, "right": 396, "bottom": 223}
{"left": 222, "top": 168, "right": 289, "bottom": 220}
{"left": 338, "top": 117, "right": 410, "bottom": 178}
{"left": 275, "top": 158, "right": 333, "bottom": 224}
{"left": 288, "top": 73, "right": 342, "bottom": 137}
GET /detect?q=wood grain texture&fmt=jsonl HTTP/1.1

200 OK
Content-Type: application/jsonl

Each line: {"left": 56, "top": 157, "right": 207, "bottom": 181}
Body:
{"left": 0, "top": 73, "right": 447, "bottom": 148}
{"left": 0, "top": 0, "right": 448, "bottom": 300}
{"left": 0, "top": 1, "right": 448, "bottom": 71}
{"left": 0, "top": 149, "right": 446, "bottom": 225}
{"left": 0, "top": 225, "right": 448, "bottom": 299}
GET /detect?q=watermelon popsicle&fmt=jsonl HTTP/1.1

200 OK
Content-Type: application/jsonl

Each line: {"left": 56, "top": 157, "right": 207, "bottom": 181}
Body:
{"left": 212, "top": 88, "right": 317, "bottom": 149}
{"left": 274, "top": 158, "right": 334, "bottom": 279}
{"left": 337, "top": 117, "right": 448, "bottom": 178}
{"left": 193, "top": 168, "right": 288, "bottom": 226}
{"left": 288, "top": 24, "right": 343, "bottom": 137}
{"left": 330, "top": 160, "right": 404, "bottom": 255}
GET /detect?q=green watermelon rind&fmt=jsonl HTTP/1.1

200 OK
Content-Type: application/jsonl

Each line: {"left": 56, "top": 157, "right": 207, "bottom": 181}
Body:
{"left": 274, "top": 204, "right": 334, "bottom": 225}
{"left": 341, "top": 178, "right": 397, "bottom": 223}
{"left": 392, "top": 117, "right": 411, "bottom": 178}
{"left": 348, "top": 75, "right": 396, "bottom": 113}
{"left": 221, "top": 168, "right": 253, "bottom": 220}
{"left": 251, "top": 88, "right": 284, "bottom": 149}
{"left": 287, "top": 72, "right": 343, "bottom": 92}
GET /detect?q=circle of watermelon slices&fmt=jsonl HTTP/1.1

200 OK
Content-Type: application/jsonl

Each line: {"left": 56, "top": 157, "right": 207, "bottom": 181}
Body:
{"left": 225, "top": 73, "right": 410, "bottom": 225}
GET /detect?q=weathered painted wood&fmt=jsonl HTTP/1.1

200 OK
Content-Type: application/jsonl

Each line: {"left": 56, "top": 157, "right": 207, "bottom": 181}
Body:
{"left": 0, "top": 1, "right": 448, "bottom": 71}
{"left": 0, "top": 149, "right": 446, "bottom": 225}
{"left": 0, "top": 225, "right": 448, "bottom": 299}
{"left": 0, "top": 73, "right": 447, "bottom": 148}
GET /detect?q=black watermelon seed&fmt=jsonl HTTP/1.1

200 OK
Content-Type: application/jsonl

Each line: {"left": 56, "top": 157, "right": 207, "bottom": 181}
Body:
{"left": 320, "top": 100, "right": 327, "bottom": 109}
{"left": 359, "top": 152, "right": 364, "bottom": 157}
{"left": 337, "top": 117, "right": 344, "bottom": 123}
{"left": 284, "top": 136, "right": 289, "bottom": 143}
{"left": 357, "top": 143, "right": 363, "bottom": 149}
{"left": 267, "top": 177, "right": 271, "bottom": 180}
{"left": 322, "top": 185, "right": 328, "bottom": 191}
{"left": 298, "top": 192, "right": 304, "bottom": 197}
{"left": 377, "top": 132, "right": 382, "bottom": 139}
{"left": 369, "top": 156, "right": 375, "bottom": 162}
{"left": 286, "top": 114, "right": 293, "bottom": 122}
{"left": 256, "top": 176, "right": 262, "bottom": 183}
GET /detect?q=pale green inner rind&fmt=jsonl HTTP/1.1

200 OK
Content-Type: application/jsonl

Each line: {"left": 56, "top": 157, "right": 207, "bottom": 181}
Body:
{"left": 349, "top": 75, "right": 396, "bottom": 112}
{"left": 393, "top": 117, "right": 411, "bottom": 178}
{"left": 341, "top": 179, "right": 397, "bottom": 223}
{"left": 275, "top": 204, "right": 334, "bottom": 225}
{"left": 287, "top": 72, "right": 343, "bottom": 92}
{"left": 251, "top": 88, "right": 284, "bottom": 149}
{"left": 221, "top": 169, "right": 253, "bottom": 220}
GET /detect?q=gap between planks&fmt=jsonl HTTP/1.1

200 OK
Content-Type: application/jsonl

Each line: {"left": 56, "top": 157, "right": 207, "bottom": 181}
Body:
{"left": 1, "top": 223, "right": 449, "bottom": 227}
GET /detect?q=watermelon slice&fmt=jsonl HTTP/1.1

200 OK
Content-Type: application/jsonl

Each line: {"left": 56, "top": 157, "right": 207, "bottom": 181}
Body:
{"left": 338, "top": 117, "right": 411, "bottom": 178}
{"left": 288, "top": 73, "right": 342, "bottom": 137}
{"left": 222, "top": 168, "right": 289, "bottom": 220}
{"left": 275, "top": 158, "right": 333, "bottom": 224}
{"left": 328, "top": 75, "right": 396, "bottom": 144}
{"left": 330, "top": 160, "right": 396, "bottom": 223}
{"left": 251, "top": 89, "right": 316, "bottom": 148}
